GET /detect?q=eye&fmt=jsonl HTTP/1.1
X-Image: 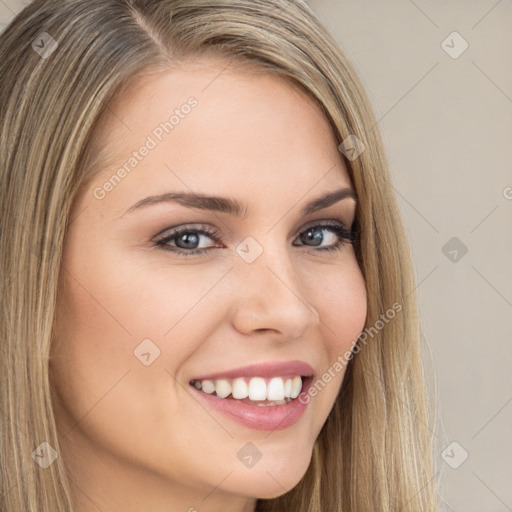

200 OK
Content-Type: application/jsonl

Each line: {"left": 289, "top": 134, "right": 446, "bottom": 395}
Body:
{"left": 293, "top": 220, "right": 354, "bottom": 253}
{"left": 154, "top": 224, "right": 223, "bottom": 256}
{"left": 154, "top": 220, "right": 354, "bottom": 256}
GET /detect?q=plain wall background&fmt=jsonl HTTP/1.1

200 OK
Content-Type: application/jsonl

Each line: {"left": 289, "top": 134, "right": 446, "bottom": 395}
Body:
{"left": 1, "top": 1, "right": 511, "bottom": 511}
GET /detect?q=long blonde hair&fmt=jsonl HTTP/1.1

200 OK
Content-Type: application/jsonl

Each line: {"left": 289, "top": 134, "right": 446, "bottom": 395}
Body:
{"left": 0, "top": 1, "right": 440, "bottom": 510}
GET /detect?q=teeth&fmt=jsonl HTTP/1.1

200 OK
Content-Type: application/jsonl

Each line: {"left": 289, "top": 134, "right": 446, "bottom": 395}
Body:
{"left": 267, "top": 377, "right": 285, "bottom": 401}
{"left": 248, "top": 377, "right": 267, "bottom": 400}
{"left": 192, "top": 375, "right": 304, "bottom": 402}
{"left": 215, "top": 379, "right": 231, "bottom": 398}
{"left": 201, "top": 380, "right": 215, "bottom": 394}
{"left": 290, "top": 376, "right": 302, "bottom": 399}
{"left": 284, "top": 378, "right": 292, "bottom": 398}
{"left": 256, "top": 399, "right": 288, "bottom": 407}
{"left": 232, "top": 378, "right": 249, "bottom": 399}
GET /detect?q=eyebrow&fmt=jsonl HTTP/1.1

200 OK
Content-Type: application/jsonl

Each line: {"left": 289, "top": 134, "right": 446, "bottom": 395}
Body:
{"left": 124, "top": 187, "right": 356, "bottom": 217}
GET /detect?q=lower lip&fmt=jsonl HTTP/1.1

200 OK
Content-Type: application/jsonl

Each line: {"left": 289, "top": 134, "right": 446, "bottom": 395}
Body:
{"left": 189, "top": 378, "right": 312, "bottom": 431}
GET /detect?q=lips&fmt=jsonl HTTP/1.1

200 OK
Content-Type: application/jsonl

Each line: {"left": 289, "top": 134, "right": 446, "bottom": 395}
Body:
{"left": 189, "top": 360, "right": 314, "bottom": 381}
{"left": 187, "top": 360, "right": 314, "bottom": 431}
{"left": 189, "top": 360, "right": 314, "bottom": 401}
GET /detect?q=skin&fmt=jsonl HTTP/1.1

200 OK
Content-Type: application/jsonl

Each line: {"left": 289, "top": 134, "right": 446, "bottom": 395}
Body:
{"left": 51, "top": 57, "right": 367, "bottom": 512}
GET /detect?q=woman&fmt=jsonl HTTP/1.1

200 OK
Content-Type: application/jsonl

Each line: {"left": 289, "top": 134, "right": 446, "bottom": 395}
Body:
{"left": 0, "top": 1, "right": 439, "bottom": 510}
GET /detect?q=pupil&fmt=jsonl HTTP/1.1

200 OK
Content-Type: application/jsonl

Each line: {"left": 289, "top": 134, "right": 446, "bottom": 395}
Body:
{"left": 303, "top": 228, "right": 322, "bottom": 246}
{"left": 178, "top": 232, "right": 199, "bottom": 249}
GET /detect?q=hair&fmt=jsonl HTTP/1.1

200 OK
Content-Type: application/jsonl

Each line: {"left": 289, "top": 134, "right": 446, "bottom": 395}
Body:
{"left": 0, "top": 0, "right": 440, "bottom": 510}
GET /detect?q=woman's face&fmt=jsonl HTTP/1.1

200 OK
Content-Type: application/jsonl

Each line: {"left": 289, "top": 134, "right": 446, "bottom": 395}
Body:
{"left": 51, "top": 58, "right": 367, "bottom": 511}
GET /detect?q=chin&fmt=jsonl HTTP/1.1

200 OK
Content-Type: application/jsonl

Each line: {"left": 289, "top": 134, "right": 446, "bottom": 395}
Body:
{"left": 222, "top": 445, "right": 313, "bottom": 500}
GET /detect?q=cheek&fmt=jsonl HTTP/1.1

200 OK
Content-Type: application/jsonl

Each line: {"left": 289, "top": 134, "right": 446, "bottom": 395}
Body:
{"left": 50, "top": 251, "right": 230, "bottom": 419}
{"left": 313, "top": 260, "right": 367, "bottom": 355}
{"left": 303, "top": 259, "right": 367, "bottom": 406}
{"left": 55, "top": 246, "right": 226, "bottom": 356}
{"left": 50, "top": 255, "right": 232, "bottom": 475}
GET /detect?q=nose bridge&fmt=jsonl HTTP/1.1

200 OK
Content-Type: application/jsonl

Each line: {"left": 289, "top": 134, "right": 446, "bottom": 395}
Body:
{"left": 230, "top": 236, "right": 319, "bottom": 337}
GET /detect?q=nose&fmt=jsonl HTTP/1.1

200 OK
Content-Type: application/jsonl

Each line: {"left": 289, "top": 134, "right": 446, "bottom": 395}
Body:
{"left": 229, "top": 245, "right": 320, "bottom": 340}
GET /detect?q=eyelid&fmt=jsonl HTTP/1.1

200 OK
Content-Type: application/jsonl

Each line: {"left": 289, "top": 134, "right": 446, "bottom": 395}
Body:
{"left": 298, "top": 217, "right": 352, "bottom": 233}
{"left": 154, "top": 223, "right": 222, "bottom": 241}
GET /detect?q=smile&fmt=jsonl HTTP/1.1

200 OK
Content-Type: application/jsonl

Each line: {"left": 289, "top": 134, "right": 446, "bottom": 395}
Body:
{"left": 190, "top": 375, "right": 304, "bottom": 405}
{"left": 188, "top": 361, "right": 314, "bottom": 430}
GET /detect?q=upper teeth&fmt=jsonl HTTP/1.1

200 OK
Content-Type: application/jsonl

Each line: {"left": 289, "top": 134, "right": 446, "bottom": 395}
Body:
{"left": 192, "top": 376, "right": 303, "bottom": 401}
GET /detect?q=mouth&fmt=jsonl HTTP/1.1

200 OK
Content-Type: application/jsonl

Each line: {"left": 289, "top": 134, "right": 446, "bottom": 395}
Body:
{"left": 189, "top": 375, "right": 306, "bottom": 405}
{"left": 188, "top": 361, "right": 314, "bottom": 431}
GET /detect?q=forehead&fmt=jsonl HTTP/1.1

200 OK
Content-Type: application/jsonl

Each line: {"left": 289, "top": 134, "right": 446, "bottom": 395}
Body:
{"left": 83, "top": 57, "right": 352, "bottom": 215}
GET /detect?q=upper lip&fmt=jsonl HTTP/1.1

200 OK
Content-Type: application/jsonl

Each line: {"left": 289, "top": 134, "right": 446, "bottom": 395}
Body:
{"left": 190, "top": 360, "right": 314, "bottom": 382}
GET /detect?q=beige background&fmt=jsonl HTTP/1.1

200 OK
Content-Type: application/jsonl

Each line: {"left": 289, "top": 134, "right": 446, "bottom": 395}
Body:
{"left": 1, "top": 1, "right": 511, "bottom": 511}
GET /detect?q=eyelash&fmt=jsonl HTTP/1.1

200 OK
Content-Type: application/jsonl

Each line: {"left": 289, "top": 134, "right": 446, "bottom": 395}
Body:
{"left": 154, "top": 220, "right": 355, "bottom": 257}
